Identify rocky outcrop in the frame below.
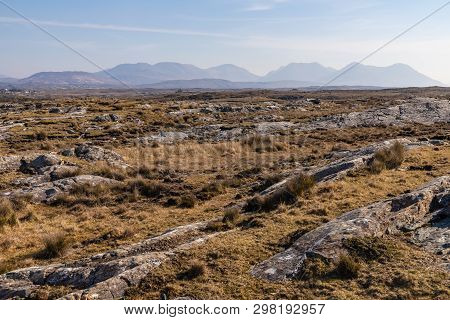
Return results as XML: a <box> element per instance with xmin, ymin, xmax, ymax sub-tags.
<box><xmin>73</xmin><ymin>144</ymin><xmax>128</xmax><ymax>168</ymax></box>
<box><xmin>0</xmin><ymin>155</ymin><xmax>24</xmax><ymax>173</ymax></box>
<box><xmin>2</xmin><ymin>175</ymin><xmax>118</xmax><ymax>203</ymax></box>
<box><xmin>142</xmin><ymin>98</ymin><xmax>449</xmax><ymax>144</ymax></box>
<box><xmin>0</xmin><ymin>221</ymin><xmax>223</xmax><ymax>299</ymax></box>
<box><xmin>252</xmin><ymin>176</ymin><xmax>450</xmax><ymax>281</ymax></box>
<box><xmin>19</xmin><ymin>155</ymin><xmax>61</xmax><ymax>174</ymax></box>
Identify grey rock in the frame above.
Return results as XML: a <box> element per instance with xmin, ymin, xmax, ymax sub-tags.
<box><xmin>48</xmin><ymin>107</ymin><xmax>62</xmax><ymax>114</ymax></box>
<box><xmin>94</xmin><ymin>114</ymin><xmax>120</xmax><ymax>122</ymax></box>
<box><xmin>19</xmin><ymin>155</ymin><xmax>61</xmax><ymax>174</ymax></box>
<box><xmin>141</xmin><ymin>131</ymin><xmax>189</xmax><ymax>144</ymax></box>
<box><xmin>60</xmin><ymin>149</ymin><xmax>75</xmax><ymax>157</ymax></box>
<box><xmin>74</xmin><ymin>144</ymin><xmax>127</xmax><ymax>168</ymax></box>
<box><xmin>2</xmin><ymin>175</ymin><xmax>118</xmax><ymax>203</ymax></box>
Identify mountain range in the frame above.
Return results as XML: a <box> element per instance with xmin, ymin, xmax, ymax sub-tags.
<box><xmin>0</xmin><ymin>62</ymin><xmax>445</xmax><ymax>89</ymax></box>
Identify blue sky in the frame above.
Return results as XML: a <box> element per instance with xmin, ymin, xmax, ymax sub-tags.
<box><xmin>1</xmin><ymin>0</ymin><xmax>449</xmax><ymax>83</ymax></box>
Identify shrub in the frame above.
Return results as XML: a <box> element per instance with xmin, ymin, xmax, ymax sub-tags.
<box><xmin>177</xmin><ymin>261</ymin><xmax>206</xmax><ymax>280</ymax></box>
<box><xmin>134</xmin><ymin>165</ymin><xmax>157</xmax><ymax>179</ymax></box>
<box><xmin>222</xmin><ymin>207</ymin><xmax>240</xmax><ymax>224</ymax></box>
<box><xmin>245</xmin><ymin>174</ymin><xmax>315</xmax><ymax>212</ymax></box>
<box><xmin>126</xmin><ymin>178</ymin><xmax>164</xmax><ymax>198</ymax></box>
<box><xmin>369</xmin><ymin>142</ymin><xmax>406</xmax><ymax>174</ymax></box>
<box><xmin>92</xmin><ymin>163</ymin><xmax>127</xmax><ymax>181</ymax></box>
<box><xmin>205</xmin><ymin>221</ymin><xmax>227</xmax><ymax>232</ymax></box>
<box><xmin>0</xmin><ymin>198</ymin><xmax>17</xmax><ymax>230</ymax></box>
<box><xmin>35</xmin><ymin>233</ymin><xmax>70</xmax><ymax>259</ymax></box>
<box><xmin>70</xmin><ymin>182</ymin><xmax>110</xmax><ymax>197</ymax></box>
<box><xmin>34</xmin><ymin>130</ymin><xmax>48</xmax><ymax>141</ymax></box>
<box><xmin>178</xmin><ymin>195</ymin><xmax>196</xmax><ymax>208</ymax></box>
<box><xmin>297</xmin><ymin>257</ymin><xmax>331</xmax><ymax>280</ymax></box>
<box><xmin>343</xmin><ymin>237</ymin><xmax>394</xmax><ymax>262</ymax></box>
<box><xmin>334</xmin><ymin>255</ymin><xmax>360</xmax><ymax>279</ymax></box>
<box><xmin>241</xmin><ymin>134</ymin><xmax>285</xmax><ymax>152</ymax></box>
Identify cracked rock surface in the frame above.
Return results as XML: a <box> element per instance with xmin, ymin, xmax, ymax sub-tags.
<box><xmin>0</xmin><ymin>221</ymin><xmax>221</xmax><ymax>300</ymax></box>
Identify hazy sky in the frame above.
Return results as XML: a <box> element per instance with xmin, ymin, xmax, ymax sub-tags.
<box><xmin>1</xmin><ymin>0</ymin><xmax>449</xmax><ymax>84</ymax></box>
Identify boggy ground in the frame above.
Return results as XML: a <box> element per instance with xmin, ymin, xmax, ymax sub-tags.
<box><xmin>0</xmin><ymin>88</ymin><xmax>449</xmax><ymax>299</ymax></box>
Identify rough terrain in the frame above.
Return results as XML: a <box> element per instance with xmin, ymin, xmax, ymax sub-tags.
<box><xmin>0</xmin><ymin>88</ymin><xmax>448</xmax><ymax>299</ymax></box>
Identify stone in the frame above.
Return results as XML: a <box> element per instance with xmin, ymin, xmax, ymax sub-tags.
<box><xmin>94</xmin><ymin>114</ymin><xmax>120</xmax><ymax>122</ymax></box>
<box><xmin>19</xmin><ymin>154</ymin><xmax>61</xmax><ymax>174</ymax></box>
<box><xmin>74</xmin><ymin>144</ymin><xmax>127</xmax><ymax>168</ymax></box>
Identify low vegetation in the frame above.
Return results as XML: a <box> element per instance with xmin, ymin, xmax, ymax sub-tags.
<box><xmin>177</xmin><ymin>261</ymin><xmax>206</xmax><ymax>280</ymax></box>
<box><xmin>35</xmin><ymin>233</ymin><xmax>70</xmax><ymax>259</ymax></box>
<box><xmin>0</xmin><ymin>198</ymin><xmax>17</xmax><ymax>230</ymax></box>
<box><xmin>368</xmin><ymin>142</ymin><xmax>406</xmax><ymax>174</ymax></box>
<box><xmin>245</xmin><ymin>174</ymin><xmax>315</xmax><ymax>212</ymax></box>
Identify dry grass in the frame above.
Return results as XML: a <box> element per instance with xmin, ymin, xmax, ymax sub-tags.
<box><xmin>0</xmin><ymin>198</ymin><xmax>17</xmax><ymax>230</ymax></box>
<box><xmin>91</xmin><ymin>163</ymin><xmax>127</xmax><ymax>181</ymax></box>
<box><xmin>245</xmin><ymin>174</ymin><xmax>315</xmax><ymax>212</ymax></box>
<box><xmin>369</xmin><ymin>141</ymin><xmax>406</xmax><ymax>174</ymax></box>
<box><xmin>35</xmin><ymin>233</ymin><xmax>71</xmax><ymax>260</ymax></box>
<box><xmin>0</xmin><ymin>88</ymin><xmax>448</xmax><ymax>300</ymax></box>
<box><xmin>177</xmin><ymin>261</ymin><xmax>206</xmax><ymax>280</ymax></box>
<box><xmin>334</xmin><ymin>255</ymin><xmax>361</xmax><ymax>279</ymax></box>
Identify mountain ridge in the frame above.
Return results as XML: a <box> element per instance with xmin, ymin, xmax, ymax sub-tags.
<box><xmin>5</xmin><ymin>62</ymin><xmax>446</xmax><ymax>89</ymax></box>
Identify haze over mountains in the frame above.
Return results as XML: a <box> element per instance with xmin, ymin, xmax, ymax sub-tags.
<box><xmin>1</xmin><ymin>62</ymin><xmax>445</xmax><ymax>89</ymax></box>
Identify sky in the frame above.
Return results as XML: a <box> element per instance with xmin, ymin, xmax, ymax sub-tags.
<box><xmin>0</xmin><ymin>0</ymin><xmax>449</xmax><ymax>84</ymax></box>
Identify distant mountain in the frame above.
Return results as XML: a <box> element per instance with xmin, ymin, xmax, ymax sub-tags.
<box><xmin>205</xmin><ymin>64</ymin><xmax>259</xmax><ymax>82</ymax></box>
<box><xmin>0</xmin><ymin>74</ymin><xmax>18</xmax><ymax>83</ymax></box>
<box><xmin>19</xmin><ymin>71</ymin><xmax>117</xmax><ymax>88</ymax></box>
<box><xmin>261</xmin><ymin>62</ymin><xmax>443</xmax><ymax>87</ymax></box>
<box><xmin>262</xmin><ymin>62</ymin><xmax>336</xmax><ymax>83</ymax></box>
<box><xmin>97</xmin><ymin>62</ymin><xmax>259</xmax><ymax>85</ymax></box>
<box><xmin>145</xmin><ymin>79</ymin><xmax>320</xmax><ymax>89</ymax></box>
<box><xmin>4</xmin><ymin>62</ymin><xmax>445</xmax><ymax>89</ymax></box>
<box><xmin>328</xmin><ymin>63</ymin><xmax>444</xmax><ymax>87</ymax></box>
<box><xmin>97</xmin><ymin>62</ymin><xmax>207</xmax><ymax>85</ymax></box>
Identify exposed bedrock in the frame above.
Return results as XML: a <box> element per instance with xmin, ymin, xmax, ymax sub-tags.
<box><xmin>251</xmin><ymin>176</ymin><xmax>450</xmax><ymax>281</ymax></box>
<box><xmin>0</xmin><ymin>221</ymin><xmax>220</xmax><ymax>299</ymax></box>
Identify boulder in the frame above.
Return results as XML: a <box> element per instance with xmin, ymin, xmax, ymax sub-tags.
<box><xmin>74</xmin><ymin>144</ymin><xmax>127</xmax><ymax>168</ymax></box>
<box><xmin>19</xmin><ymin>155</ymin><xmax>61</xmax><ymax>174</ymax></box>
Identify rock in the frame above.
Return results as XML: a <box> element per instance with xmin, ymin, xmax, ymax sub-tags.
<box><xmin>2</xmin><ymin>175</ymin><xmax>119</xmax><ymax>203</ymax></box>
<box><xmin>141</xmin><ymin>131</ymin><xmax>189</xmax><ymax>144</ymax></box>
<box><xmin>60</xmin><ymin>149</ymin><xmax>75</xmax><ymax>157</ymax></box>
<box><xmin>48</xmin><ymin>107</ymin><xmax>62</xmax><ymax>114</ymax></box>
<box><xmin>307</xmin><ymin>98</ymin><xmax>321</xmax><ymax>105</ymax></box>
<box><xmin>74</xmin><ymin>144</ymin><xmax>127</xmax><ymax>168</ymax></box>
<box><xmin>0</xmin><ymin>155</ymin><xmax>23</xmax><ymax>173</ymax></box>
<box><xmin>49</xmin><ymin>165</ymin><xmax>80</xmax><ymax>181</ymax></box>
<box><xmin>94</xmin><ymin>114</ymin><xmax>120</xmax><ymax>122</ymax></box>
<box><xmin>259</xmin><ymin>139</ymin><xmax>424</xmax><ymax>198</ymax></box>
<box><xmin>19</xmin><ymin>155</ymin><xmax>61</xmax><ymax>174</ymax></box>
<box><xmin>251</xmin><ymin>176</ymin><xmax>450</xmax><ymax>281</ymax></box>
<box><xmin>256</xmin><ymin>122</ymin><xmax>294</xmax><ymax>134</ymax></box>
